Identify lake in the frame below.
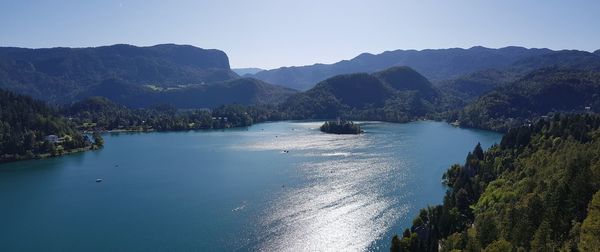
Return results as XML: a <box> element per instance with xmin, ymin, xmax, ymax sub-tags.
<box><xmin>0</xmin><ymin>121</ymin><xmax>501</xmax><ymax>251</ymax></box>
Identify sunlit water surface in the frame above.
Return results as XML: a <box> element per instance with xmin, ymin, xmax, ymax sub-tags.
<box><xmin>0</xmin><ymin>121</ymin><xmax>501</xmax><ymax>251</ymax></box>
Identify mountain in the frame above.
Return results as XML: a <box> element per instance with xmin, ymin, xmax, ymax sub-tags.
<box><xmin>374</xmin><ymin>66</ymin><xmax>439</xmax><ymax>100</ymax></box>
<box><xmin>232</xmin><ymin>68</ymin><xmax>265</xmax><ymax>76</ymax></box>
<box><xmin>509</xmin><ymin>50</ymin><xmax>600</xmax><ymax>74</ymax></box>
<box><xmin>280</xmin><ymin>66</ymin><xmax>448</xmax><ymax>121</ymax></box>
<box><xmin>250</xmin><ymin>46</ymin><xmax>552</xmax><ymax>90</ymax></box>
<box><xmin>456</xmin><ymin>68</ymin><xmax>600</xmax><ymax>131</ymax></box>
<box><xmin>0</xmin><ymin>89</ymin><xmax>91</xmax><ymax>163</ymax></box>
<box><xmin>0</xmin><ymin>44</ymin><xmax>238</xmax><ymax>103</ymax></box>
<box><xmin>439</xmin><ymin>50</ymin><xmax>600</xmax><ymax>102</ymax></box>
<box><xmin>439</xmin><ymin>69</ymin><xmax>516</xmax><ymax>101</ymax></box>
<box><xmin>80</xmin><ymin>77</ymin><xmax>297</xmax><ymax>108</ymax></box>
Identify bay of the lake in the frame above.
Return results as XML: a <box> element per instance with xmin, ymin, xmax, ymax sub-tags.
<box><xmin>0</xmin><ymin>121</ymin><xmax>501</xmax><ymax>251</ymax></box>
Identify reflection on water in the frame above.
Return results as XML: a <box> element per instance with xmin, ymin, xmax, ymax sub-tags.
<box><xmin>239</xmin><ymin>122</ymin><xmax>411</xmax><ymax>251</ymax></box>
<box><xmin>0</xmin><ymin>121</ymin><xmax>501</xmax><ymax>252</ymax></box>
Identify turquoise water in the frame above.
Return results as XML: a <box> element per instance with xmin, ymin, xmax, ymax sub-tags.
<box><xmin>0</xmin><ymin>121</ymin><xmax>501</xmax><ymax>251</ymax></box>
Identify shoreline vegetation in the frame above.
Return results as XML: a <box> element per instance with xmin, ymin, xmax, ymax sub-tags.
<box><xmin>0</xmin><ymin>91</ymin><xmax>577</xmax><ymax>165</ymax></box>
<box><xmin>3</xmin><ymin>91</ymin><xmax>600</xmax><ymax>251</ymax></box>
<box><xmin>2</xmin><ymin>42</ymin><xmax>600</xmax><ymax>251</ymax></box>
<box><xmin>320</xmin><ymin>119</ymin><xmax>363</xmax><ymax>134</ymax></box>
<box><xmin>0</xmin><ymin>89</ymin><xmax>104</xmax><ymax>164</ymax></box>
<box><xmin>391</xmin><ymin>113</ymin><xmax>600</xmax><ymax>251</ymax></box>
<box><xmin>2</xmin><ymin>87</ymin><xmax>591</xmax><ymax>166</ymax></box>
<box><xmin>6</xmin><ymin>62</ymin><xmax>599</xmax><ymax>164</ymax></box>
<box><xmin>14</xmin><ymin>145</ymin><xmax>97</xmax><ymax>162</ymax></box>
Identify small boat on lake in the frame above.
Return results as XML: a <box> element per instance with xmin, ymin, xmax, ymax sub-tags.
<box><xmin>96</xmin><ymin>178</ymin><xmax>103</xmax><ymax>183</ymax></box>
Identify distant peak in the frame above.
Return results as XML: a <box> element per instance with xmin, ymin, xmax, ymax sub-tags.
<box><xmin>232</xmin><ymin>68</ymin><xmax>265</xmax><ymax>76</ymax></box>
<box><xmin>150</xmin><ymin>43</ymin><xmax>198</xmax><ymax>49</ymax></box>
<box><xmin>468</xmin><ymin>46</ymin><xmax>489</xmax><ymax>50</ymax></box>
<box><xmin>499</xmin><ymin>46</ymin><xmax>527</xmax><ymax>50</ymax></box>
<box><xmin>352</xmin><ymin>52</ymin><xmax>375</xmax><ymax>61</ymax></box>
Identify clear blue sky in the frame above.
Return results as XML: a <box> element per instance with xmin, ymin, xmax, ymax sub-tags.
<box><xmin>1</xmin><ymin>0</ymin><xmax>599</xmax><ymax>69</ymax></box>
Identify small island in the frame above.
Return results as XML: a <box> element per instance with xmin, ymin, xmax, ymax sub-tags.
<box><xmin>320</xmin><ymin>119</ymin><xmax>363</xmax><ymax>134</ymax></box>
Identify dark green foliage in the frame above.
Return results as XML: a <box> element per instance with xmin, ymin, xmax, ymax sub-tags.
<box><xmin>64</xmin><ymin>97</ymin><xmax>284</xmax><ymax>132</ymax></box>
<box><xmin>0</xmin><ymin>44</ymin><xmax>238</xmax><ymax>104</ymax></box>
<box><xmin>390</xmin><ymin>234</ymin><xmax>402</xmax><ymax>252</ymax></box>
<box><xmin>457</xmin><ymin>68</ymin><xmax>600</xmax><ymax>131</ymax></box>
<box><xmin>79</xmin><ymin>78</ymin><xmax>297</xmax><ymax>109</ymax></box>
<box><xmin>320</xmin><ymin>120</ymin><xmax>362</xmax><ymax>134</ymax></box>
<box><xmin>374</xmin><ymin>66</ymin><xmax>439</xmax><ymax>100</ymax></box>
<box><xmin>0</xmin><ymin>89</ymin><xmax>93</xmax><ymax>163</ymax></box>
<box><xmin>316</xmin><ymin>73</ymin><xmax>392</xmax><ymax>108</ymax></box>
<box><xmin>280</xmin><ymin>66</ymin><xmax>453</xmax><ymax>122</ymax></box>
<box><xmin>438</xmin><ymin>49</ymin><xmax>600</xmax><ymax>104</ymax></box>
<box><xmin>483</xmin><ymin>239</ymin><xmax>513</xmax><ymax>252</ymax></box>
<box><xmin>510</xmin><ymin>50</ymin><xmax>600</xmax><ymax>75</ymax></box>
<box><xmin>390</xmin><ymin>233</ymin><xmax>422</xmax><ymax>252</ymax></box>
<box><xmin>579</xmin><ymin>190</ymin><xmax>600</xmax><ymax>250</ymax></box>
<box><xmin>394</xmin><ymin>114</ymin><xmax>600</xmax><ymax>251</ymax></box>
<box><xmin>438</xmin><ymin>69</ymin><xmax>515</xmax><ymax>102</ymax></box>
<box><xmin>92</xmin><ymin>132</ymin><xmax>103</xmax><ymax>147</ymax></box>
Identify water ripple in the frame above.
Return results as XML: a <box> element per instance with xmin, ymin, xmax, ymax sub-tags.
<box><xmin>237</xmin><ymin>124</ymin><xmax>408</xmax><ymax>251</ymax></box>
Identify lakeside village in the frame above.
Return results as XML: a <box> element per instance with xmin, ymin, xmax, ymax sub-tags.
<box><xmin>36</xmin><ymin>114</ymin><xmax>236</xmax><ymax>159</ymax></box>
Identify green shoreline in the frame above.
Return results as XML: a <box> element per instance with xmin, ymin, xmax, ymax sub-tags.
<box><xmin>0</xmin><ymin>119</ymin><xmax>489</xmax><ymax>165</ymax></box>
<box><xmin>0</xmin><ymin>145</ymin><xmax>100</xmax><ymax>165</ymax></box>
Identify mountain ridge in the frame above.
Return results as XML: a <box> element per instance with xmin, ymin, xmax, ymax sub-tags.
<box><xmin>280</xmin><ymin>66</ymin><xmax>447</xmax><ymax>121</ymax></box>
<box><xmin>250</xmin><ymin>46</ymin><xmax>555</xmax><ymax>90</ymax></box>
<box><xmin>0</xmin><ymin>44</ymin><xmax>238</xmax><ymax>103</ymax></box>
<box><xmin>455</xmin><ymin>68</ymin><xmax>600</xmax><ymax>131</ymax></box>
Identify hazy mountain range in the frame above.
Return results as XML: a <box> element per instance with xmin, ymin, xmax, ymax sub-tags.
<box><xmin>280</xmin><ymin>66</ymin><xmax>445</xmax><ymax>121</ymax></box>
<box><xmin>277</xmin><ymin>49</ymin><xmax>600</xmax><ymax>130</ymax></box>
<box><xmin>232</xmin><ymin>68</ymin><xmax>265</xmax><ymax>76</ymax></box>
<box><xmin>1</xmin><ymin>43</ymin><xmax>600</xmax><ymax>119</ymax></box>
<box><xmin>0</xmin><ymin>44</ymin><xmax>299</xmax><ymax>107</ymax></box>
<box><xmin>248</xmin><ymin>46</ymin><xmax>557</xmax><ymax>90</ymax></box>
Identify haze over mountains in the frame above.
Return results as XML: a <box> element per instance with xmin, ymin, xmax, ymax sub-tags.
<box><xmin>248</xmin><ymin>46</ymin><xmax>557</xmax><ymax>90</ymax></box>
<box><xmin>0</xmin><ymin>44</ymin><xmax>294</xmax><ymax>108</ymax></box>
<box><xmin>3</xmin><ymin>43</ymin><xmax>600</xmax><ymax>250</ymax></box>
<box><xmin>232</xmin><ymin>68</ymin><xmax>265</xmax><ymax>76</ymax></box>
<box><xmin>1</xmin><ymin>43</ymin><xmax>600</xmax><ymax>125</ymax></box>
<box><xmin>276</xmin><ymin>47</ymin><xmax>600</xmax><ymax>131</ymax></box>
<box><xmin>281</xmin><ymin>66</ymin><xmax>447</xmax><ymax>122</ymax></box>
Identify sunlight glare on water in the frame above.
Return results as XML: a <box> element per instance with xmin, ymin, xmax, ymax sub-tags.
<box><xmin>0</xmin><ymin>121</ymin><xmax>501</xmax><ymax>252</ymax></box>
<box><xmin>240</xmin><ymin>122</ymin><xmax>410</xmax><ymax>251</ymax></box>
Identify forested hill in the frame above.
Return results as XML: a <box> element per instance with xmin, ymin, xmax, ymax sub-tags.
<box><xmin>280</xmin><ymin>66</ymin><xmax>456</xmax><ymax>122</ymax></box>
<box><xmin>0</xmin><ymin>89</ymin><xmax>288</xmax><ymax>163</ymax></box>
<box><xmin>438</xmin><ymin>49</ymin><xmax>600</xmax><ymax>102</ymax></box>
<box><xmin>393</xmin><ymin>114</ymin><xmax>600</xmax><ymax>251</ymax></box>
<box><xmin>454</xmin><ymin>68</ymin><xmax>600</xmax><ymax>131</ymax></box>
<box><xmin>0</xmin><ymin>44</ymin><xmax>238</xmax><ymax>103</ymax></box>
<box><xmin>63</xmin><ymin>96</ymin><xmax>286</xmax><ymax>132</ymax></box>
<box><xmin>0</xmin><ymin>89</ymin><xmax>93</xmax><ymax>163</ymax></box>
<box><xmin>77</xmin><ymin>77</ymin><xmax>297</xmax><ymax>109</ymax></box>
<box><xmin>250</xmin><ymin>46</ymin><xmax>552</xmax><ymax>90</ymax></box>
